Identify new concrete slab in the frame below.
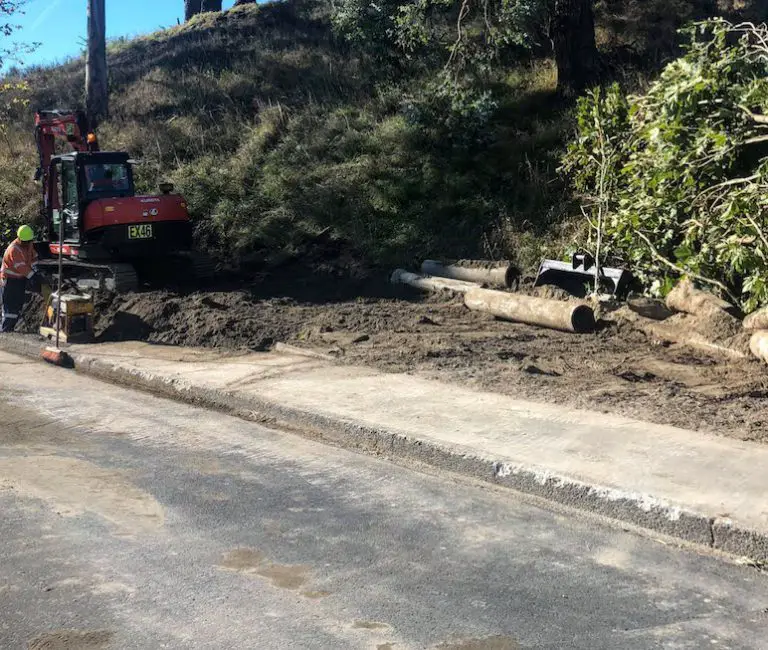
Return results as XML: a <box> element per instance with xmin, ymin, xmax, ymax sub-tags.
<box><xmin>4</xmin><ymin>336</ymin><xmax>768</xmax><ymax>561</ymax></box>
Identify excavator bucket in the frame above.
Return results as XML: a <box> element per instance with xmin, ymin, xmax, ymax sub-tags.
<box><xmin>534</xmin><ymin>253</ymin><xmax>634</xmax><ymax>299</ymax></box>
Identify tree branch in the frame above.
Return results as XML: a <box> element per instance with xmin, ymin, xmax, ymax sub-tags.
<box><xmin>692</xmin><ymin>174</ymin><xmax>760</xmax><ymax>205</ymax></box>
<box><xmin>744</xmin><ymin>213</ymin><xmax>768</xmax><ymax>254</ymax></box>
<box><xmin>446</xmin><ymin>0</ymin><xmax>472</xmax><ymax>68</ymax></box>
<box><xmin>634</xmin><ymin>230</ymin><xmax>739</xmax><ymax>304</ymax></box>
<box><xmin>738</xmin><ymin>104</ymin><xmax>768</xmax><ymax>125</ymax></box>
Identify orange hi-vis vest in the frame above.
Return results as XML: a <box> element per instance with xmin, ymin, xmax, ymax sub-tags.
<box><xmin>1</xmin><ymin>238</ymin><xmax>38</xmax><ymax>283</ymax></box>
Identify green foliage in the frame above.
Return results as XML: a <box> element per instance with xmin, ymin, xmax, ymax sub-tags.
<box><xmin>331</xmin><ymin>0</ymin><xmax>398</xmax><ymax>49</ymax></box>
<box><xmin>332</xmin><ymin>0</ymin><xmax>548</xmax><ymax>77</ymax></box>
<box><xmin>563</xmin><ymin>19</ymin><xmax>768</xmax><ymax>311</ymax></box>
<box><xmin>401</xmin><ymin>73</ymin><xmax>499</xmax><ymax>145</ymax></box>
<box><xmin>0</xmin><ymin>79</ymin><xmax>29</xmax><ymax>133</ymax></box>
<box><xmin>0</xmin><ymin>128</ymin><xmax>40</xmax><ymax>237</ymax></box>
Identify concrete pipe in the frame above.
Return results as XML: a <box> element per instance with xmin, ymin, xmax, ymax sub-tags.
<box><xmin>390</xmin><ymin>269</ymin><xmax>479</xmax><ymax>294</ymax></box>
<box><xmin>420</xmin><ymin>260</ymin><xmax>517</xmax><ymax>289</ymax></box>
<box><xmin>464</xmin><ymin>287</ymin><xmax>595</xmax><ymax>333</ymax></box>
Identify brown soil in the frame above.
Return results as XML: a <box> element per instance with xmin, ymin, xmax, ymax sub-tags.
<box><xmin>17</xmin><ymin>253</ymin><xmax>768</xmax><ymax>443</ymax></box>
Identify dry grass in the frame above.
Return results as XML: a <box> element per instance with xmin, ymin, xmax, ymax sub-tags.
<box><xmin>0</xmin><ymin>0</ymin><xmax>733</xmax><ymax>265</ymax></box>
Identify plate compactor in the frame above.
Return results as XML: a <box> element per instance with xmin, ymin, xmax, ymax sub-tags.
<box><xmin>39</xmin><ymin>284</ymin><xmax>95</xmax><ymax>344</ymax></box>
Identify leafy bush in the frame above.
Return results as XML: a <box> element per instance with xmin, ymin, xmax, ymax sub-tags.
<box><xmin>564</xmin><ymin>20</ymin><xmax>768</xmax><ymax>311</ymax></box>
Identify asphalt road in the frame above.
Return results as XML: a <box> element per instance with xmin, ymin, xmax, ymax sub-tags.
<box><xmin>1</xmin><ymin>357</ymin><xmax>768</xmax><ymax>649</ymax></box>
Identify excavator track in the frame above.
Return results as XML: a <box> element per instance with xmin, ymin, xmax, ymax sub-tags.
<box><xmin>135</xmin><ymin>251</ymin><xmax>217</xmax><ymax>288</ymax></box>
<box><xmin>39</xmin><ymin>259</ymin><xmax>140</xmax><ymax>293</ymax></box>
<box><xmin>39</xmin><ymin>252</ymin><xmax>214</xmax><ymax>294</ymax></box>
<box><xmin>175</xmin><ymin>251</ymin><xmax>216</xmax><ymax>283</ymax></box>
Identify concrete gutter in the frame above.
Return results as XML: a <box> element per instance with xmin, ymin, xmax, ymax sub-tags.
<box><xmin>2</xmin><ymin>334</ymin><xmax>767</xmax><ymax>563</ymax></box>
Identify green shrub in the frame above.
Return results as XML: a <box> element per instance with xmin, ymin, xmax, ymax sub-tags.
<box><xmin>564</xmin><ymin>20</ymin><xmax>768</xmax><ymax>311</ymax></box>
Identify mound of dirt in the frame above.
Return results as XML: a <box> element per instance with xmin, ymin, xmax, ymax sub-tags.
<box><xmin>94</xmin><ymin>291</ymin><xmax>293</xmax><ymax>349</ymax></box>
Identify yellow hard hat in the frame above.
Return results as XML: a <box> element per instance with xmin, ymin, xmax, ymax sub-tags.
<box><xmin>17</xmin><ymin>225</ymin><xmax>34</xmax><ymax>242</ymax></box>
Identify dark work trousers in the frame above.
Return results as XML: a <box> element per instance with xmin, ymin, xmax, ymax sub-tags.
<box><xmin>1</xmin><ymin>277</ymin><xmax>28</xmax><ymax>332</ymax></box>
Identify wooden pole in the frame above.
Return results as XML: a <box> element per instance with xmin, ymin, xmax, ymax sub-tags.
<box><xmin>744</xmin><ymin>306</ymin><xmax>768</xmax><ymax>331</ymax></box>
<box><xmin>750</xmin><ymin>330</ymin><xmax>768</xmax><ymax>363</ymax></box>
<box><xmin>86</xmin><ymin>0</ymin><xmax>108</xmax><ymax>128</ymax></box>
<box><xmin>392</xmin><ymin>269</ymin><xmax>595</xmax><ymax>333</ymax></box>
<box><xmin>665</xmin><ymin>277</ymin><xmax>737</xmax><ymax>317</ymax></box>
<box><xmin>463</xmin><ymin>287</ymin><xmax>595</xmax><ymax>333</ymax></box>
<box><xmin>185</xmin><ymin>0</ymin><xmax>200</xmax><ymax>21</ymax></box>
<box><xmin>420</xmin><ymin>260</ymin><xmax>516</xmax><ymax>289</ymax></box>
<box><xmin>186</xmin><ymin>0</ymin><xmax>199</xmax><ymax>20</ymax></box>
<box><xmin>618</xmin><ymin>309</ymin><xmax>748</xmax><ymax>360</ymax></box>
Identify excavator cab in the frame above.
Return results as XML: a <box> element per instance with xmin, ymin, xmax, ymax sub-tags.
<box><xmin>47</xmin><ymin>152</ymin><xmax>137</xmax><ymax>246</ymax></box>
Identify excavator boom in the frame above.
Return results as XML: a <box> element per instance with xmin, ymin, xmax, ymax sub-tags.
<box><xmin>34</xmin><ymin>110</ymin><xmax>99</xmax><ymax>204</ymax></box>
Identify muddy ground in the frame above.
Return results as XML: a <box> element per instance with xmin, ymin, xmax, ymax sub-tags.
<box><xmin>18</xmin><ymin>254</ymin><xmax>768</xmax><ymax>443</ymax></box>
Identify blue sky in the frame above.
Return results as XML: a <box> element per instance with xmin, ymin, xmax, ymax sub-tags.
<box><xmin>9</xmin><ymin>0</ymin><xmax>238</xmax><ymax>67</ymax></box>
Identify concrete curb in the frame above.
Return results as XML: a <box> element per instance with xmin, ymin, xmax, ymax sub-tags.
<box><xmin>2</xmin><ymin>334</ymin><xmax>765</xmax><ymax>562</ymax></box>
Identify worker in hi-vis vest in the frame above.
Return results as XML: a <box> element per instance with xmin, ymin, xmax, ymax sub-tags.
<box><xmin>1</xmin><ymin>225</ymin><xmax>40</xmax><ymax>332</ymax></box>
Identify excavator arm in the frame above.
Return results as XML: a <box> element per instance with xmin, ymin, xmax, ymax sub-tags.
<box><xmin>34</xmin><ymin>110</ymin><xmax>99</xmax><ymax>202</ymax></box>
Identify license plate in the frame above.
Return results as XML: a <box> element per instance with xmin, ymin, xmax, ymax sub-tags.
<box><xmin>128</xmin><ymin>224</ymin><xmax>153</xmax><ymax>240</ymax></box>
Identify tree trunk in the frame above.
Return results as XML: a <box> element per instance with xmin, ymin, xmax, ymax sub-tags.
<box><xmin>185</xmin><ymin>0</ymin><xmax>202</xmax><ymax>21</ymax></box>
<box><xmin>86</xmin><ymin>0</ymin><xmax>108</xmax><ymax>128</ymax></box>
<box><xmin>551</xmin><ymin>0</ymin><xmax>598</xmax><ymax>97</ymax></box>
<box><xmin>665</xmin><ymin>277</ymin><xmax>738</xmax><ymax>318</ymax></box>
<box><xmin>201</xmin><ymin>0</ymin><xmax>222</xmax><ymax>12</ymax></box>
<box><xmin>463</xmin><ymin>288</ymin><xmax>596</xmax><ymax>333</ymax></box>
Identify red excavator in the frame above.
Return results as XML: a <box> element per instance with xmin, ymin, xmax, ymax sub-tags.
<box><xmin>34</xmin><ymin>109</ymin><xmax>213</xmax><ymax>291</ymax></box>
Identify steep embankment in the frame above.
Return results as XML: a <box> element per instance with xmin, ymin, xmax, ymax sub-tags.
<box><xmin>5</xmin><ymin>1</ymin><xmax>566</xmax><ymax>268</ymax></box>
<box><xmin>4</xmin><ymin>0</ymin><xmax>748</xmax><ymax>268</ymax></box>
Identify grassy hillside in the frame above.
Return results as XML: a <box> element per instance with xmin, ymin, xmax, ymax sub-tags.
<box><xmin>0</xmin><ymin>0</ymin><xmax>762</xmax><ymax>272</ymax></box>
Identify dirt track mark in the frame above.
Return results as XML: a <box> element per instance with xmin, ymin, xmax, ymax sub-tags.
<box><xmin>219</xmin><ymin>548</ymin><xmax>265</xmax><ymax>571</ymax></box>
<box><xmin>353</xmin><ymin>621</ymin><xmax>389</xmax><ymax>630</ymax></box>
<box><xmin>436</xmin><ymin>636</ymin><xmax>521</xmax><ymax>649</ymax></box>
<box><xmin>0</xmin><ymin>396</ymin><xmax>94</xmax><ymax>451</ymax></box>
<box><xmin>256</xmin><ymin>563</ymin><xmax>310</xmax><ymax>589</ymax></box>
<box><xmin>0</xmin><ymin>456</ymin><xmax>163</xmax><ymax>534</ymax></box>
<box><xmin>27</xmin><ymin>629</ymin><xmax>113</xmax><ymax>649</ymax></box>
<box><xmin>219</xmin><ymin>547</ymin><xmax>311</xmax><ymax>590</ymax></box>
